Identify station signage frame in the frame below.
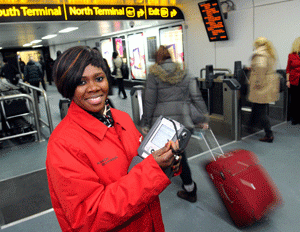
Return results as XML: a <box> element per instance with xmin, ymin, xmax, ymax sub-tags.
<box><xmin>0</xmin><ymin>4</ymin><xmax>184</xmax><ymax>23</ymax></box>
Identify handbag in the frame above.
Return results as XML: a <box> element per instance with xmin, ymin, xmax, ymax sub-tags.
<box><xmin>111</xmin><ymin>67</ymin><xmax>117</xmax><ymax>76</ymax></box>
<box><xmin>189</xmin><ymin>103</ymin><xmax>206</xmax><ymax>124</ymax></box>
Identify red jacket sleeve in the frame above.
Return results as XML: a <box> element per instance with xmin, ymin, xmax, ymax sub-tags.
<box><xmin>46</xmin><ymin>138</ymin><xmax>170</xmax><ymax>231</ymax></box>
<box><xmin>286</xmin><ymin>54</ymin><xmax>292</xmax><ymax>74</ymax></box>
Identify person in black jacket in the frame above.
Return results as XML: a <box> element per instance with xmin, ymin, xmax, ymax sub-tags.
<box><xmin>1</xmin><ymin>58</ymin><xmax>20</xmax><ymax>85</ymax></box>
<box><xmin>24</xmin><ymin>57</ymin><xmax>43</xmax><ymax>101</ymax></box>
<box><xmin>39</xmin><ymin>57</ymin><xmax>47</xmax><ymax>91</ymax></box>
<box><xmin>45</xmin><ymin>54</ymin><xmax>54</xmax><ymax>85</ymax></box>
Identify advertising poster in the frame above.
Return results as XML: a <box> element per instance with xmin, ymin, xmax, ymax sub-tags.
<box><xmin>100</xmin><ymin>39</ymin><xmax>113</xmax><ymax>70</ymax></box>
<box><xmin>128</xmin><ymin>33</ymin><xmax>146</xmax><ymax>80</ymax></box>
<box><xmin>160</xmin><ymin>26</ymin><xmax>184</xmax><ymax>69</ymax></box>
<box><xmin>115</xmin><ymin>38</ymin><xmax>124</xmax><ymax>57</ymax></box>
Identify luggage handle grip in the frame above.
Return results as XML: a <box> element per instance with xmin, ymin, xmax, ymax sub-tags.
<box><xmin>221</xmin><ymin>185</ymin><xmax>234</xmax><ymax>204</ymax></box>
<box><xmin>197</xmin><ymin>128</ymin><xmax>224</xmax><ymax>161</ymax></box>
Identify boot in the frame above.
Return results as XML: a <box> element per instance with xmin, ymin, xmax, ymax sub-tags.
<box><xmin>259</xmin><ymin>135</ymin><xmax>274</xmax><ymax>143</ymax></box>
<box><xmin>177</xmin><ymin>182</ymin><xmax>197</xmax><ymax>203</ymax></box>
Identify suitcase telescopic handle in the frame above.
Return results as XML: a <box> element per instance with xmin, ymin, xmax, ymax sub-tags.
<box><xmin>196</xmin><ymin>128</ymin><xmax>224</xmax><ymax>161</ymax></box>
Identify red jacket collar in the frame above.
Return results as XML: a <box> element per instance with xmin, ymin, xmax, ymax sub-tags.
<box><xmin>67</xmin><ymin>101</ymin><xmax>128</xmax><ymax>140</ymax></box>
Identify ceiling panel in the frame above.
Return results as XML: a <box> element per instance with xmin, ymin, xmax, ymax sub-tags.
<box><xmin>0</xmin><ymin>19</ymin><xmax>182</xmax><ymax>49</ymax></box>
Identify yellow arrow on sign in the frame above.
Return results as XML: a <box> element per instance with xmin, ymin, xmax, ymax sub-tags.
<box><xmin>171</xmin><ymin>9</ymin><xmax>177</xmax><ymax>17</ymax></box>
<box><xmin>137</xmin><ymin>9</ymin><xmax>145</xmax><ymax>18</ymax></box>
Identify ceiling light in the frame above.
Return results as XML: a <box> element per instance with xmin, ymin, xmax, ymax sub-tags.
<box><xmin>0</xmin><ymin>47</ymin><xmax>2</xmax><ymax>49</ymax></box>
<box><xmin>59</xmin><ymin>27</ymin><xmax>78</xmax><ymax>33</ymax></box>
<box><xmin>32</xmin><ymin>45</ymin><xmax>43</xmax><ymax>48</ymax></box>
<box><xmin>42</xmin><ymin>34</ymin><xmax>57</xmax><ymax>39</ymax></box>
<box><xmin>23</xmin><ymin>43</ymin><xmax>32</xmax><ymax>47</ymax></box>
<box><xmin>31</xmin><ymin>39</ymin><xmax>42</xmax><ymax>44</ymax></box>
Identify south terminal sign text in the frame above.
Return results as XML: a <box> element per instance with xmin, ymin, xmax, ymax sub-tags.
<box><xmin>0</xmin><ymin>4</ymin><xmax>184</xmax><ymax>22</ymax></box>
<box><xmin>0</xmin><ymin>5</ymin><xmax>65</xmax><ymax>22</ymax></box>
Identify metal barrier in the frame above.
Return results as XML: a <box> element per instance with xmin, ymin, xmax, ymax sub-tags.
<box><xmin>199</xmin><ymin>65</ymin><xmax>241</xmax><ymax>141</ymax></box>
<box><xmin>19</xmin><ymin>82</ymin><xmax>54</xmax><ymax>134</ymax></box>
<box><xmin>130</xmin><ymin>85</ymin><xmax>145</xmax><ymax>126</ymax></box>
<box><xmin>0</xmin><ymin>93</ymin><xmax>42</xmax><ymax>142</ymax></box>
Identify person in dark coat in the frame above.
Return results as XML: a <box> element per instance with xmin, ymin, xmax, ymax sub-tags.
<box><xmin>19</xmin><ymin>58</ymin><xmax>25</xmax><ymax>74</ymax></box>
<box><xmin>1</xmin><ymin>58</ymin><xmax>20</xmax><ymax>85</ymax></box>
<box><xmin>24</xmin><ymin>57</ymin><xmax>43</xmax><ymax>100</ymax></box>
<box><xmin>141</xmin><ymin>45</ymin><xmax>209</xmax><ymax>203</ymax></box>
<box><xmin>39</xmin><ymin>57</ymin><xmax>47</xmax><ymax>91</ymax></box>
<box><xmin>45</xmin><ymin>54</ymin><xmax>54</xmax><ymax>85</ymax></box>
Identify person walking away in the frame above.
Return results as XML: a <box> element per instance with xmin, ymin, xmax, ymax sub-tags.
<box><xmin>247</xmin><ymin>37</ymin><xmax>280</xmax><ymax>143</ymax></box>
<box><xmin>19</xmin><ymin>58</ymin><xmax>25</xmax><ymax>75</ymax></box>
<box><xmin>39</xmin><ymin>57</ymin><xmax>47</xmax><ymax>91</ymax></box>
<box><xmin>141</xmin><ymin>45</ymin><xmax>210</xmax><ymax>203</ymax></box>
<box><xmin>24</xmin><ymin>57</ymin><xmax>43</xmax><ymax>102</ymax></box>
<box><xmin>112</xmin><ymin>51</ymin><xmax>127</xmax><ymax>99</ymax></box>
<box><xmin>45</xmin><ymin>54</ymin><xmax>54</xmax><ymax>85</ymax></box>
<box><xmin>286</xmin><ymin>37</ymin><xmax>300</xmax><ymax>125</ymax></box>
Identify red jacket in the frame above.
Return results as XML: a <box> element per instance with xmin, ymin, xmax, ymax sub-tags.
<box><xmin>286</xmin><ymin>53</ymin><xmax>300</xmax><ymax>86</ymax></box>
<box><xmin>46</xmin><ymin>102</ymin><xmax>171</xmax><ymax>232</ymax></box>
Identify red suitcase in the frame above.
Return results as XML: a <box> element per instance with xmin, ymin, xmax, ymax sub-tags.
<box><xmin>200</xmin><ymin>129</ymin><xmax>282</xmax><ymax>227</ymax></box>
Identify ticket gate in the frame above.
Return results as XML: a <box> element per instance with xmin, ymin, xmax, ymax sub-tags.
<box><xmin>130</xmin><ymin>85</ymin><xmax>144</xmax><ymax>126</ymax></box>
<box><xmin>199</xmin><ymin>63</ymin><xmax>242</xmax><ymax>141</ymax></box>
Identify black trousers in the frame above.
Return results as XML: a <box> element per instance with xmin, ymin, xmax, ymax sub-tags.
<box><xmin>249</xmin><ymin>103</ymin><xmax>272</xmax><ymax>137</ymax></box>
<box><xmin>116</xmin><ymin>78</ymin><xmax>127</xmax><ymax>98</ymax></box>
<box><xmin>179</xmin><ymin>151</ymin><xmax>193</xmax><ymax>186</ymax></box>
<box><xmin>289</xmin><ymin>84</ymin><xmax>300</xmax><ymax>123</ymax></box>
<box><xmin>29</xmin><ymin>81</ymin><xmax>41</xmax><ymax>98</ymax></box>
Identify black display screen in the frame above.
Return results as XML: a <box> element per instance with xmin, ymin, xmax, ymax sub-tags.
<box><xmin>198</xmin><ymin>0</ymin><xmax>229</xmax><ymax>42</ymax></box>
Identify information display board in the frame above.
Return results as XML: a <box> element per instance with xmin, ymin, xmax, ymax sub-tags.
<box><xmin>128</xmin><ymin>33</ymin><xmax>146</xmax><ymax>80</ymax></box>
<box><xmin>198</xmin><ymin>0</ymin><xmax>228</xmax><ymax>42</ymax></box>
<box><xmin>159</xmin><ymin>26</ymin><xmax>184</xmax><ymax>69</ymax></box>
<box><xmin>147</xmin><ymin>36</ymin><xmax>157</xmax><ymax>62</ymax></box>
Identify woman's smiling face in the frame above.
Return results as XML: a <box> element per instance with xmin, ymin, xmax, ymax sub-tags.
<box><xmin>73</xmin><ymin>64</ymin><xmax>109</xmax><ymax>114</ymax></box>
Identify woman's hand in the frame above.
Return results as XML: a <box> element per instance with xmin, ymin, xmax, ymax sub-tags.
<box><xmin>286</xmin><ymin>81</ymin><xmax>290</xmax><ymax>88</ymax></box>
<box><xmin>152</xmin><ymin>140</ymin><xmax>180</xmax><ymax>170</ymax></box>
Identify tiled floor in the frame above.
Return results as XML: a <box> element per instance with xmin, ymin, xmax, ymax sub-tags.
<box><xmin>1</xmin><ymin>83</ymin><xmax>300</xmax><ymax>232</ymax></box>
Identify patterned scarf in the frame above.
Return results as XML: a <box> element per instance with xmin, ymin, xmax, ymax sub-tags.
<box><xmin>89</xmin><ymin>99</ymin><xmax>114</xmax><ymax>127</ymax></box>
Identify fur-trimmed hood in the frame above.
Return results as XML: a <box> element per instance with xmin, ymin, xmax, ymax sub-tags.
<box><xmin>149</xmin><ymin>59</ymin><xmax>185</xmax><ymax>84</ymax></box>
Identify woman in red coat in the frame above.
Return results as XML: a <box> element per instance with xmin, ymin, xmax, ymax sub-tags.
<box><xmin>286</xmin><ymin>37</ymin><xmax>300</xmax><ymax>125</ymax></box>
<box><xmin>46</xmin><ymin>46</ymin><xmax>181</xmax><ymax>232</ymax></box>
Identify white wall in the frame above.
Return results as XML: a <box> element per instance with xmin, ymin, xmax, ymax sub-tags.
<box><xmin>181</xmin><ymin>0</ymin><xmax>300</xmax><ymax>76</ymax></box>
<box><xmin>49</xmin><ymin>0</ymin><xmax>300</xmax><ymax>78</ymax></box>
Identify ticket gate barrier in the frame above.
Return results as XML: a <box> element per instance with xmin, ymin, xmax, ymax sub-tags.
<box><xmin>130</xmin><ymin>85</ymin><xmax>144</xmax><ymax>126</ymax></box>
<box><xmin>199</xmin><ymin>62</ymin><xmax>242</xmax><ymax>141</ymax></box>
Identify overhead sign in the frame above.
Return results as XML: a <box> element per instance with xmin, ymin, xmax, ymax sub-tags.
<box><xmin>0</xmin><ymin>4</ymin><xmax>184</xmax><ymax>22</ymax></box>
<box><xmin>198</xmin><ymin>0</ymin><xmax>228</xmax><ymax>42</ymax></box>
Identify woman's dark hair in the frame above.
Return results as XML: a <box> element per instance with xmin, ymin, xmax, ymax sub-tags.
<box><xmin>112</xmin><ymin>51</ymin><xmax>118</xmax><ymax>59</ymax></box>
<box><xmin>52</xmin><ymin>46</ymin><xmax>108</xmax><ymax>100</ymax></box>
<box><xmin>155</xmin><ymin>46</ymin><xmax>171</xmax><ymax>64</ymax></box>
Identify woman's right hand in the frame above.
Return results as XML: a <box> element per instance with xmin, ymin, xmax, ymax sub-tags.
<box><xmin>151</xmin><ymin>141</ymin><xmax>178</xmax><ymax>170</ymax></box>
